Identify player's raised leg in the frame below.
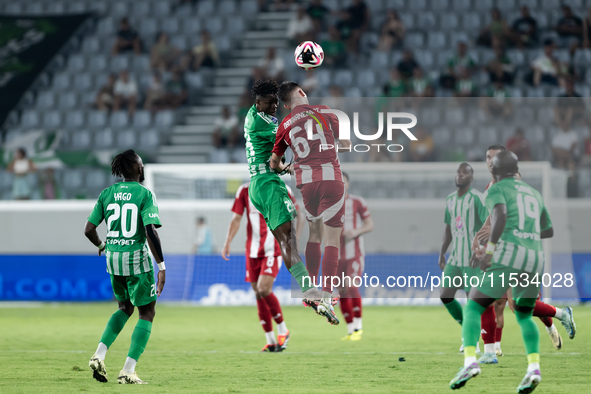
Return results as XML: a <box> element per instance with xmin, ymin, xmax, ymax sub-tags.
<box><xmin>533</xmin><ymin>300</ymin><xmax>577</xmax><ymax>341</ymax></box>
<box><xmin>89</xmin><ymin>300</ymin><xmax>133</xmax><ymax>382</ymax></box>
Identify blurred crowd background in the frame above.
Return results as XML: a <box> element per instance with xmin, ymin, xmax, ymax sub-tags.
<box><xmin>2</xmin><ymin>0</ymin><xmax>591</xmax><ymax>199</ymax></box>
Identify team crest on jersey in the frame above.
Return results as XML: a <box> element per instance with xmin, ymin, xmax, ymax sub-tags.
<box><xmin>270</xmin><ymin>116</ymin><xmax>278</xmax><ymax>124</ymax></box>
<box><xmin>455</xmin><ymin>216</ymin><xmax>464</xmax><ymax>230</ymax></box>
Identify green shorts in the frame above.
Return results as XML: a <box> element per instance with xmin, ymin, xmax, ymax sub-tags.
<box><xmin>476</xmin><ymin>264</ymin><xmax>540</xmax><ymax>308</ymax></box>
<box><xmin>111</xmin><ymin>271</ymin><xmax>157</xmax><ymax>307</ymax></box>
<box><xmin>249</xmin><ymin>173</ymin><xmax>296</xmax><ymax>231</ymax></box>
<box><xmin>442</xmin><ymin>263</ymin><xmax>482</xmax><ymax>293</ymax></box>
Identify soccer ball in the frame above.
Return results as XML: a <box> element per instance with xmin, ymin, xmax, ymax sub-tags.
<box><xmin>294</xmin><ymin>41</ymin><xmax>324</xmax><ymax>70</ymax></box>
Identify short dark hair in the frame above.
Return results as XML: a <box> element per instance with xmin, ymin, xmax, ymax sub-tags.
<box><xmin>16</xmin><ymin>147</ymin><xmax>27</xmax><ymax>157</ymax></box>
<box><xmin>342</xmin><ymin>171</ymin><xmax>349</xmax><ymax>181</ymax></box>
<box><xmin>460</xmin><ymin>162</ymin><xmax>474</xmax><ymax>175</ymax></box>
<box><xmin>278</xmin><ymin>81</ymin><xmax>300</xmax><ymax>104</ymax></box>
<box><xmin>487</xmin><ymin>144</ymin><xmax>506</xmax><ymax>152</ymax></box>
<box><xmin>197</xmin><ymin>217</ymin><xmax>206</xmax><ymax>224</ymax></box>
<box><xmin>111</xmin><ymin>149</ymin><xmax>138</xmax><ymax>178</ymax></box>
<box><xmin>251</xmin><ymin>79</ymin><xmax>279</xmax><ymax>98</ymax></box>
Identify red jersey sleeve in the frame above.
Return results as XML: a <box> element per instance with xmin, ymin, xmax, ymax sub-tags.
<box><xmin>272</xmin><ymin>121</ymin><xmax>289</xmax><ymax>157</ymax></box>
<box><xmin>355</xmin><ymin>196</ymin><xmax>371</xmax><ymax>219</ymax></box>
<box><xmin>324</xmin><ymin>108</ymin><xmax>340</xmax><ymax>140</ymax></box>
<box><xmin>231</xmin><ymin>184</ymin><xmax>248</xmax><ymax>215</ymax></box>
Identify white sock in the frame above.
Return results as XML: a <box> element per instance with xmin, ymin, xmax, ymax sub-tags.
<box><xmin>347</xmin><ymin>322</ymin><xmax>354</xmax><ymax>335</ymax></box>
<box><xmin>464</xmin><ymin>356</ymin><xmax>477</xmax><ymax>367</ymax></box>
<box><xmin>265</xmin><ymin>331</ymin><xmax>277</xmax><ymax>345</ymax></box>
<box><xmin>476</xmin><ymin>342</ymin><xmax>481</xmax><ymax>353</ymax></box>
<box><xmin>546</xmin><ymin>323</ymin><xmax>557</xmax><ymax>334</ymax></box>
<box><xmin>95</xmin><ymin>342</ymin><xmax>108</xmax><ymax>360</ymax></box>
<box><xmin>353</xmin><ymin>317</ymin><xmax>362</xmax><ymax>331</ymax></box>
<box><xmin>277</xmin><ymin>322</ymin><xmax>288</xmax><ymax>336</ymax></box>
<box><xmin>484</xmin><ymin>343</ymin><xmax>495</xmax><ymax>354</ymax></box>
<box><xmin>495</xmin><ymin>341</ymin><xmax>502</xmax><ymax>351</ymax></box>
<box><xmin>527</xmin><ymin>362</ymin><xmax>540</xmax><ymax>373</ymax></box>
<box><xmin>322</xmin><ymin>291</ymin><xmax>332</xmax><ymax>304</ymax></box>
<box><xmin>554</xmin><ymin>308</ymin><xmax>563</xmax><ymax>319</ymax></box>
<box><xmin>123</xmin><ymin>357</ymin><xmax>137</xmax><ymax>374</ymax></box>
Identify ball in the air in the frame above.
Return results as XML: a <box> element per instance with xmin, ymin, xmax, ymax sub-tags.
<box><xmin>294</xmin><ymin>41</ymin><xmax>324</xmax><ymax>70</ymax></box>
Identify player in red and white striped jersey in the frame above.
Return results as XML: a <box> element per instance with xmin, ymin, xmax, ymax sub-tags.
<box><xmin>270</xmin><ymin>81</ymin><xmax>352</xmax><ymax>313</ymax></box>
<box><xmin>338</xmin><ymin>172</ymin><xmax>373</xmax><ymax>341</ymax></box>
<box><xmin>221</xmin><ymin>182</ymin><xmax>303</xmax><ymax>352</ymax></box>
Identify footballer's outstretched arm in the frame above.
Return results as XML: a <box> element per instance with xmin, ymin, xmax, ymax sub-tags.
<box><xmin>270</xmin><ymin>152</ymin><xmax>290</xmax><ymax>174</ymax></box>
<box><xmin>146</xmin><ymin>224</ymin><xmax>166</xmax><ymax>296</ymax></box>
<box><xmin>541</xmin><ymin>227</ymin><xmax>554</xmax><ymax>239</ymax></box>
<box><xmin>222</xmin><ymin>213</ymin><xmax>243</xmax><ymax>261</ymax></box>
<box><xmin>474</xmin><ymin>204</ymin><xmax>507</xmax><ymax>270</ymax></box>
<box><xmin>84</xmin><ymin>221</ymin><xmax>105</xmax><ymax>256</ymax></box>
<box><xmin>438</xmin><ymin>224</ymin><xmax>452</xmax><ymax>270</ymax></box>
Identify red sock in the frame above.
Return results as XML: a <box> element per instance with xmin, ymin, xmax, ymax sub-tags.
<box><xmin>305</xmin><ymin>242</ymin><xmax>321</xmax><ymax>286</ymax></box>
<box><xmin>533</xmin><ymin>301</ymin><xmax>557</xmax><ymax>318</ymax></box>
<box><xmin>481</xmin><ymin>305</ymin><xmax>497</xmax><ymax>344</ymax></box>
<box><xmin>262</xmin><ymin>293</ymin><xmax>284</xmax><ymax>324</ymax></box>
<box><xmin>321</xmin><ymin>246</ymin><xmax>340</xmax><ymax>293</ymax></box>
<box><xmin>340</xmin><ymin>297</ymin><xmax>354</xmax><ymax>324</ymax></box>
<box><xmin>256</xmin><ymin>298</ymin><xmax>273</xmax><ymax>333</ymax></box>
<box><xmin>539</xmin><ymin>316</ymin><xmax>554</xmax><ymax>328</ymax></box>
<box><xmin>351</xmin><ymin>297</ymin><xmax>362</xmax><ymax>319</ymax></box>
<box><xmin>495</xmin><ymin>327</ymin><xmax>503</xmax><ymax>342</ymax></box>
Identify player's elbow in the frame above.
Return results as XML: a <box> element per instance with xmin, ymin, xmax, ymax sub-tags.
<box><xmin>83</xmin><ymin>222</ymin><xmax>95</xmax><ymax>238</ymax></box>
<box><xmin>541</xmin><ymin>227</ymin><xmax>554</xmax><ymax>239</ymax></box>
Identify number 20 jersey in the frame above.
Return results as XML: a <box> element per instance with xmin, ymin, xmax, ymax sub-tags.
<box><xmin>273</xmin><ymin>105</ymin><xmax>343</xmax><ymax>188</ymax></box>
<box><xmin>88</xmin><ymin>181</ymin><xmax>162</xmax><ymax>276</ymax></box>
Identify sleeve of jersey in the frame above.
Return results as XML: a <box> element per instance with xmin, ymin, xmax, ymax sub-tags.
<box><xmin>327</xmin><ymin>112</ymin><xmax>340</xmax><ymax>139</ymax></box>
<box><xmin>485</xmin><ymin>184</ymin><xmax>506</xmax><ymax>213</ymax></box>
<box><xmin>357</xmin><ymin>197</ymin><xmax>371</xmax><ymax>219</ymax></box>
<box><xmin>272</xmin><ymin>122</ymin><xmax>288</xmax><ymax>157</ymax></box>
<box><xmin>540</xmin><ymin>205</ymin><xmax>553</xmax><ymax>232</ymax></box>
<box><xmin>476</xmin><ymin>194</ymin><xmax>490</xmax><ymax>223</ymax></box>
<box><xmin>444</xmin><ymin>205</ymin><xmax>451</xmax><ymax>225</ymax></box>
<box><xmin>141</xmin><ymin>190</ymin><xmax>162</xmax><ymax>228</ymax></box>
<box><xmin>231</xmin><ymin>187</ymin><xmax>246</xmax><ymax>215</ymax></box>
<box><xmin>87</xmin><ymin>192</ymin><xmax>104</xmax><ymax>226</ymax></box>
<box><xmin>257</xmin><ymin>112</ymin><xmax>278</xmax><ymax>143</ymax></box>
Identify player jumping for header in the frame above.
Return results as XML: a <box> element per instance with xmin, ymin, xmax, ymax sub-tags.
<box><xmin>439</xmin><ymin>163</ymin><xmax>489</xmax><ymax>353</ymax></box>
<box><xmin>221</xmin><ymin>182</ymin><xmax>303</xmax><ymax>352</ymax></box>
<box><xmin>270</xmin><ymin>81</ymin><xmax>352</xmax><ymax>324</ymax></box>
<box><xmin>244</xmin><ymin>79</ymin><xmax>337</xmax><ymax>324</ymax></box>
<box><xmin>85</xmin><ymin>150</ymin><xmax>166</xmax><ymax>384</ymax></box>
<box><xmin>472</xmin><ymin>145</ymin><xmax>576</xmax><ymax>362</ymax></box>
<box><xmin>450</xmin><ymin>151</ymin><xmax>551</xmax><ymax>393</ymax></box>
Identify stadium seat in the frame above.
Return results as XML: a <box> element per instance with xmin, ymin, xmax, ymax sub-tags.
<box><xmin>58</xmin><ymin>92</ymin><xmax>78</xmax><ymax>110</ymax></box>
<box><xmin>161</xmin><ymin>17</ymin><xmax>180</xmax><ymax>35</ymax></box>
<box><xmin>182</xmin><ymin>19</ymin><xmax>203</xmax><ymax>35</ymax></box>
<box><xmin>218</xmin><ymin>0</ymin><xmax>237</xmax><ymax>14</ymax></box>
<box><xmin>88</xmin><ymin>55</ymin><xmax>108</xmax><ymax>73</ymax></box>
<box><xmin>65</xmin><ymin>111</ymin><xmax>85</xmax><ymax>129</ymax></box>
<box><xmin>573</xmin><ymin>49</ymin><xmax>591</xmax><ymax>66</ymax></box>
<box><xmin>528</xmin><ymin>126</ymin><xmax>547</xmax><ymax>144</ymax></box>
<box><xmin>64</xmin><ymin>169</ymin><xmax>85</xmax><ymax>190</ymax></box>
<box><xmin>52</xmin><ymin>73</ymin><xmax>71</xmax><ymax>91</ymax></box>
<box><xmin>155</xmin><ymin>111</ymin><xmax>175</xmax><ymax>127</ymax></box>
<box><xmin>440</xmin><ymin>14</ymin><xmax>459</xmax><ymax>31</ymax></box>
<box><xmin>357</xmin><ymin>70</ymin><xmax>376</xmax><ymax>87</ymax></box>
<box><xmin>452</xmin><ymin>0</ymin><xmax>471</xmax><ymax>11</ymax></box>
<box><xmin>170</xmin><ymin>35</ymin><xmax>188</xmax><ymax>50</ymax></box>
<box><xmin>67</xmin><ymin>55</ymin><xmax>86</xmax><ymax>72</ymax></box>
<box><xmin>131</xmin><ymin>55</ymin><xmax>150</xmax><ymax>74</ymax></box>
<box><xmin>430</xmin><ymin>0</ymin><xmax>449</xmax><ymax>11</ymax></box>
<box><xmin>153</xmin><ymin>0</ymin><xmax>171</xmax><ymax>16</ymax></box>
<box><xmin>399</xmin><ymin>13</ymin><xmax>414</xmax><ymax>29</ymax></box>
<box><xmin>67</xmin><ymin>2</ymin><xmax>88</xmax><ymax>13</ymax></box>
<box><xmin>454</xmin><ymin>127</ymin><xmax>475</xmax><ymax>146</ymax></box>
<box><xmin>25</xmin><ymin>3</ymin><xmax>44</xmax><ymax>14</ymax></box>
<box><xmin>43</xmin><ymin>111</ymin><xmax>63</xmax><ymax>129</ymax></box>
<box><xmin>540</xmin><ymin>0</ymin><xmax>561</xmax><ymax>10</ymax></box>
<box><xmin>366</xmin><ymin>0</ymin><xmax>383</xmax><ymax>12</ymax></box>
<box><xmin>370</xmin><ymin>52</ymin><xmax>390</xmax><ymax>70</ymax></box>
<box><xmin>205</xmin><ymin>17</ymin><xmax>224</xmax><ymax>35</ymax></box>
<box><xmin>345</xmin><ymin>87</ymin><xmax>362</xmax><ymax>97</ymax></box>
<box><xmin>496</xmin><ymin>0</ymin><xmax>514</xmax><ymax>11</ymax></box>
<box><xmin>81</xmin><ymin>37</ymin><xmax>101</xmax><ymax>55</ymax></box>
<box><xmin>436</xmin><ymin>50</ymin><xmax>453</xmax><ymax>68</ymax></box>
<box><xmin>110</xmin><ymin>111</ymin><xmax>129</xmax><ymax>128</ymax></box>
<box><xmin>384</xmin><ymin>0</ymin><xmax>406</xmax><ymax>9</ymax></box>
<box><xmin>73</xmin><ymin>73</ymin><xmax>93</xmax><ymax>91</ymax></box>
<box><xmin>461</xmin><ymin>13</ymin><xmax>481</xmax><ymax>31</ymax></box>
<box><xmin>226</xmin><ymin>16</ymin><xmax>245</xmax><ymax>36</ymax></box>
<box><xmin>186</xmin><ymin>72</ymin><xmax>204</xmax><ymax>89</ymax></box>
<box><xmin>427</xmin><ymin>32</ymin><xmax>446</xmax><ymax>49</ymax></box>
<box><xmin>240</xmin><ymin>0</ymin><xmax>258</xmax><ymax>15</ymax></box>
<box><xmin>474</xmin><ymin>0</ymin><xmax>493</xmax><ymax>12</ymax></box>
<box><xmin>215</xmin><ymin>36</ymin><xmax>232</xmax><ymax>53</ymax></box>
<box><xmin>420</xmin><ymin>107</ymin><xmax>442</xmax><ymax>126</ymax></box>
<box><xmin>198</xmin><ymin>0</ymin><xmax>216</xmax><ymax>15</ymax></box>
<box><xmin>72</xmin><ymin>130</ymin><xmax>92</xmax><ymax>149</ymax></box>
<box><xmin>86</xmin><ymin>169</ymin><xmax>108</xmax><ymax>190</ymax></box>
<box><xmin>96</xmin><ymin>18</ymin><xmax>115</xmax><ymax>36</ymax></box>
<box><xmin>46</xmin><ymin>2</ymin><xmax>65</xmax><ymax>13</ymax></box>
<box><xmin>477</xmin><ymin>127</ymin><xmax>499</xmax><ymax>147</ymax></box>
<box><xmin>110</xmin><ymin>55</ymin><xmax>130</xmax><ymax>73</ymax></box>
<box><xmin>88</xmin><ymin>111</ymin><xmax>108</xmax><ymax>128</ymax></box>
<box><xmin>37</xmin><ymin>92</ymin><xmax>56</xmax><ymax>110</ymax></box>
<box><xmin>131</xmin><ymin>2</ymin><xmax>150</xmax><ymax>18</ymax></box>
<box><xmin>21</xmin><ymin>110</ymin><xmax>40</xmax><ymax>128</ymax></box>
<box><xmin>414</xmin><ymin>50</ymin><xmax>434</xmax><ymax>69</ymax></box>
<box><xmin>94</xmin><ymin>128</ymin><xmax>115</xmax><ymax>149</ymax></box>
<box><xmin>444</xmin><ymin>107</ymin><xmax>464</xmax><ymax>126</ymax></box>
<box><xmin>139</xmin><ymin>18</ymin><xmax>158</xmax><ymax>38</ymax></box>
<box><xmin>418</xmin><ymin>12</ymin><xmax>437</xmax><ymax>30</ymax></box>
<box><xmin>334</xmin><ymin>71</ymin><xmax>354</xmax><ymax>87</ymax></box>
<box><xmin>117</xmin><ymin>129</ymin><xmax>137</xmax><ymax>149</ymax></box>
<box><xmin>408</xmin><ymin>0</ymin><xmax>426</xmax><ymax>12</ymax></box>
<box><xmin>405</xmin><ymin>33</ymin><xmax>424</xmax><ymax>48</ymax></box>
<box><xmin>133</xmin><ymin>110</ymin><xmax>152</xmax><ymax>128</ymax></box>
<box><xmin>315</xmin><ymin>69</ymin><xmax>332</xmax><ymax>87</ymax></box>
<box><xmin>111</xmin><ymin>2</ymin><xmax>129</xmax><ymax>17</ymax></box>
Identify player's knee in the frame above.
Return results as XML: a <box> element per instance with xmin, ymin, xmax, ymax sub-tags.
<box><xmin>119</xmin><ymin>304</ymin><xmax>134</xmax><ymax>317</ymax></box>
<box><xmin>257</xmin><ymin>285</ymin><xmax>272</xmax><ymax>298</ymax></box>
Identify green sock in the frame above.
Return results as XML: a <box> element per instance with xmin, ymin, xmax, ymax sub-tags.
<box><xmin>516</xmin><ymin>310</ymin><xmax>540</xmax><ymax>355</ymax></box>
<box><xmin>99</xmin><ymin>310</ymin><xmax>130</xmax><ymax>347</ymax></box>
<box><xmin>289</xmin><ymin>261</ymin><xmax>314</xmax><ymax>292</ymax></box>
<box><xmin>443</xmin><ymin>299</ymin><xmax>464</xmax><ymax>325</ymax></box>
<box><xmin>462</xmin><ymin>300</ymin><xmax>486</xmax><ymax>348</ymax></box>
<box><xmin>127</xmin><ymin>319</ymin><xmax>152</xmax><ymax>361</ymax></box>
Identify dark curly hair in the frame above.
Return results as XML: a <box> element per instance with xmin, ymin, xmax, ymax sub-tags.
<box><xmin>278</xmin><ymin>81</ymin><xmax>300</xmax><ymax>104</ymax></box>
<box><xmin>251</xmin><ymin>79</ymin><xmax>279</xmax><ymax>98</ymax></box>
<box><xmin>111</xmin><ymin>149</ymin><xmax>138</xmax><ymax>178</ymax></box>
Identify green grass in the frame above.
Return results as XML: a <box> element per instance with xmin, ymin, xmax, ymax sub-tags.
<box><xmin>0</xmin><ymin>303</ymin><xmax>589</xmax><ymax>393</ymax></box>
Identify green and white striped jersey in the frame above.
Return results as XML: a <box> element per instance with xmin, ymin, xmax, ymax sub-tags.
<box><xmin>244</xmin><ymin>105</ymin><xmax>279</xmax><ymax>177</ymax></box>
<box><xmin>486</xmin><ymin>178</ymin><xmax>553</xmax><ymax>274</ymax></box>
<box><xmin>88</xmin><ymin>182</ymin><xmax>161</xmax><ymax>276</ymax></box>
<box><xmin>444</xmin><ymin>188</ymin><xmax>489</xmax><ymax>267</ymax></box>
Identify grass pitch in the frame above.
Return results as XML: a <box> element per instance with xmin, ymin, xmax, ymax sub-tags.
<box><xmin>0</xmin><ymin>303</ymin><xmax>589</xmax><ymax>393</ymax></box>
